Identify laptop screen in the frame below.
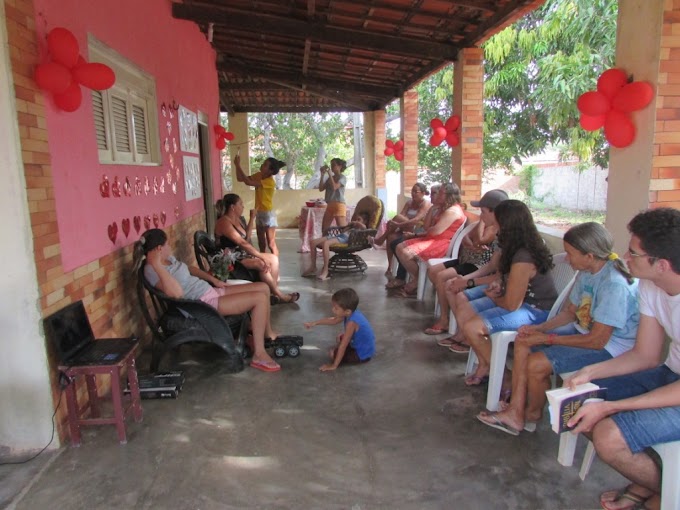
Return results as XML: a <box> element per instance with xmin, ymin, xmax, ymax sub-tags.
<box><xmin>44</xmin><ymin>301</ymin><xmax>95</xmax><ymax>363</ymax></box>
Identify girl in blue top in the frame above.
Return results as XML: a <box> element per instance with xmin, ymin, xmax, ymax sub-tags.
<box><xmin>304</xmin><ymin>288</ymin><xmax>375</xmax><ymax>371</ymax></box>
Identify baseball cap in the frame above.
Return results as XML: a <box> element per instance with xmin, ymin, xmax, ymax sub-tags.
<box><xmin>470</xmin><ymin>189</ymin><xmax>509</xmax><ymax>209</ymax></box>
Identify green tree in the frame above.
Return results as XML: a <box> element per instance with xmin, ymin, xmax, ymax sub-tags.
<box><xmin>482</xmin><ymin>0</ymin><xmax>617</xmax><ymax>170</ymax></box>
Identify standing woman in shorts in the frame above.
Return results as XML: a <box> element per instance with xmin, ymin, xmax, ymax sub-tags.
<box><xmin>319</xmin><ymin>158</ymin><xmax>348</xmax><ymax>234</ymax></box>
<box><xmin>234</xmin><ymin>154</ymin><xmax>286</xmax><ymax>257</ymax></box>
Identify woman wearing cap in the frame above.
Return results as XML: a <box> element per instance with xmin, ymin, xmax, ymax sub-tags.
<box><xmin>373</xmin><ymin>182</ymin><xmax>432</xmax><ymax>278</ymax></box>
<box><xmin>391</xmin><ymin>182</ymin><xmax>466</xmax><ymax>297</ymax></box>
<box><xmin>423</xmin><ymin>190</ymin><xmax>507</xmax><ymax>335</ymax></box>
<box><xmin>318</xmin><ymin>158</ymin><xmax>348</xmax><ymax>235</ymax></box>
<box><xmin>234</xmin><ymin>155</ymin><xmax>286</xmax><ymax>257</ymax></box>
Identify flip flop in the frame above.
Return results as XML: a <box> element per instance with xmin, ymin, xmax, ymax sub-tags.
<box><xmin>524</xmin><ymin>422</ymin><xmax>537</xmax><ymax>433</ymax></box>
<box><xmin>270</xmin><ymin>295</ymin><xmax>281</xmax><ymax>305</ymax></box>
<box><xmin>600</xmin><ymin>485</ymin><xmax>651</xmax><ymax>510</ymax></box>
<box><xmin>316</xmin><ymin>275</ymin><xmax>331</xmax><ymax>281</ymax></box>
<box><xmin>250</xmin><ymin>359</ymin><xmax>281</xmax><ymax>372</ymax></box>
<box><xmin>437</xmin><ymin>336</ymin><xmax>458</xmax><ymax>347</ymax></box>
<box><xmin>464</xmin><ymin>374</ymin><xmax>489</xmax><ymax>386</ymax></box>
<box><xmin>385</xmin><ymin>280</ymin><xmax>405</xmax><ymax>289</ymax></box>
<box><xmin>424</xmin><ymin>326</ymin><xmax>447</xmax><ymax>335</ymax></box>
<box><xmin>282</xmin><ymin>292</ymin><xmax>300</xmax><ymax>303</ymax></box>
<box><xmin>476</xmin><ymin>412</ymin><xmax>520</xmax><ymax>436</ymax></box>
<box><xmin>397</xmin><ymin>287</ymin><xmax>417</xmax><ymax>298</ymax></box>
<box><xmin>449</xmin><ymin>341</ymin><xmax>471</xmax><ymax>354</ymax></box>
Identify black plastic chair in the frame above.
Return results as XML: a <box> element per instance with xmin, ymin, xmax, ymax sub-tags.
<box><xmin>137</xmin><ymin>265</ymin><xmax>249</xmax><ymax>373</ymax></box>
<box><xmin>194</xmin><ymin>230</ymin><xmax>258</xmax><ymax>282</ymax></box>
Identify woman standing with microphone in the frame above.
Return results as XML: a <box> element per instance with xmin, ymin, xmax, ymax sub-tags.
<box><xmin>318</xmin><ymin>158</ymin><xmax>348</xmax><ymax>234</ymax></box>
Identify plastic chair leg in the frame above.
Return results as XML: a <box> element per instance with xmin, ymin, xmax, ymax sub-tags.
<box><xmin>558</xmin><ymin>431</ymin><xmax>579</xmax><ymax>467</ymax></box>
<box><xmin>448</xmin><ymin>310</ymin><xmax>457</xmax><ymax>335</ymax></box>
<box><xmin>655</xmin><ymin>440</ymin><xmax>680</xmax><ymax>510</ymax></box>
<box><xmin>416</xmin><ymin>260</ymin><xmax>428</xmax><ymax>301</ymax></box>
<box><xmin>579</xmin><ymin>440</ymin><xmax>596</xmax><ymax>480</ymax></box>
<box><xmin>485</xmin><ymin>332</ymin><xmax>516</xmax><ymax>412</ymax></box>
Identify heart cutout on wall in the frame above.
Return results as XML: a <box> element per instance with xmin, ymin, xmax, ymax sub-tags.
<box><xmin>122</xmin><ymin>218</ymin><xmax>130</xmax><ymax>238</ymax></box>
<box><xmin>112</xmin><ymin>176</ymin><xmax>121</xmax><ymax>198</ymax></box>
<box><xmin>153</xmin><ymin>213</ymin><xmax>159</xmax><ymax>228</ymax></box>
<box><xmin>160</xmin><ymin>211</ymin><xmax>166</xmax><ymax>226</ymax></box>
<box><xmin>107</xmin><ymin>222</ymin><xmax>117</xmax><ymax>244</ymax></box>
<box><xmin>99</xmin><ymin>175</ymin><xmax>110</xmax><ymax>197</ymax></box>
<box><xmin>133</xmin><ymin>215</ymin><xmax>141</xmax><ymax>234</ymax></box>
<box><xmin>144</xmin><ymin>215</ymin><xmax>151</xmax><ymax>230</ymax></box>
<box><xmin>123</xmin><ymin>177</ymin><xmax>131</xmax><ymax>197</ymax></box>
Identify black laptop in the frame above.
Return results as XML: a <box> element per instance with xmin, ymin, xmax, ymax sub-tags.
<box><xmin>44</xmin><ymin>300</ymin><xmax>138</xmax><ymax>366</ymax></box>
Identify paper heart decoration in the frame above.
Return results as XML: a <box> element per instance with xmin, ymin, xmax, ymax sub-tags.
<box><xmin>144</xmin><ymin>176</ymin><xmax>150</xmax><ymax>195</ymax></box>
<box><xmin>153</xmin><ymin>176</ymin><xmax>159</xmax><ymax>195</ymax></box>
<box><xmin>99</xmin><ymin>175</ymin><xmax>110</xmax><ymax>197</ymax></box>
<box><xmin>166</xmin><ymin>169</ymin><xmax>172</xmax><ymax>183</ymax></box>
<box><xmin>171</xmin><ymin>182</ymin><xmax>177</xmax><ymax>194</ymax></box>
<box><xmin>169</xmin><ymin>154</ymin><xmax>174</xmax><ymax>169</ymax></box>
<box><xmin>133</xmin><ymin>215</ymin><xmax>141</xmax><ymax>234</ymax></box>
<box><xmin>144</xmin><ymin>215</ymin><xmax>151</xmax><ymax>230</ymax></box>
<box><xmin>174</xmin><ymin>206</ymin><xmax>180</xmax><ymax>219</ymax></box>
<box><xmin>160</xmin><ymin>178</ymin><xmax>165</xmax><ymax>194</ymax></box>
<box><xmin>134</xmin><ymin>177</ymin><xmax>142</xmax><ymax>196</ymax></box>
<box><xmin>111</xmin><ymin>176</ymin><xmax>121</xmax><ymax>198</ymax></box>
<box><xmin>122</xmin><ymin>218</ymin><xmax>130</xmax><ymax>237</ymax></box>
<box><xmin>153</xmin><ymin>213</ymin><xmax>159</xmax><ymax>228</ymax></box>
<box><xmin>160</xmin><ymin>211</ymin><xmax>167</xmax><ymax>226</ymax></box>
<box><xmin>123</xmin><ymin>177</ymin><xmax>131</xmax><ymax>197</ymax></box>
<box><xmin>107</xmin><ymin>222</ymin><xmax>118</xmax><ymax>244</ymax></box>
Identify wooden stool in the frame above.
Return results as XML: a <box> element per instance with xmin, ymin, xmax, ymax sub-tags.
<box><xmin>60</xmin><ymin>347</ymin><xmax>143</xmax><ymax>446</ymax></box>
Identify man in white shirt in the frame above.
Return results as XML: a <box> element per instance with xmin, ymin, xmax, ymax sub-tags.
<box><xmin>567</xmin><ymin>208</ymin><xmax>680</xmax><ymax>510</ymax></box>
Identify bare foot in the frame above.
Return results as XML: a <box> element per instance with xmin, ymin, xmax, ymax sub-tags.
<box><xmin>317</xmin><ymin>273</ymin><xmax>331</xmax><ymax>281</ymax></box>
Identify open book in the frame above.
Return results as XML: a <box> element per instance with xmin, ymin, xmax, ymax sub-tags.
<box><xmin>545</xmin><ymin>383</ymin><xmax>607</xmax><ymax>433</ymax></box>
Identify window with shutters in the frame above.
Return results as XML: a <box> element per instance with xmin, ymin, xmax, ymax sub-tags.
<box><xmin>88</xmin><ymin>36</ymin><xmax>159</xmax><ymax>165</ymax></box>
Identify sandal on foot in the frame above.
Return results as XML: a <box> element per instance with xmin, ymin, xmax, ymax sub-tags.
<box><xmin>600</xmin><ymin>485</ymin><xmax>651</xmax><ymax>510</ymax></box>
<box><xmin>270</xmin><ymin>295</ymin><xmax>281</xmax><ymax>305</ymax></box>
<box><xmin>449</xmin><ymin>341</ymin><xmax>471</xmax><ymax>354</ymax></box>
<box><xmin>464</xmin><ymin>374</ymin><xmax>489</xmax><ymax>386</ymax></box>
<box><xmin>250</xmin><ymin>359</ymin><xmax>281</xmax><ymax>372</ymax></box>
<box><xmin>385</xmin><ymin>280</ymin><xmax>405</xmax><ymax>289</ymax></box>
<box><xmin>437</xmin><ymin>336</ymin><xmax>458</xmax><ymax>347</ymax></box>
<box><xmin>424</xmin><ymin>326</ymin><xmax>447</xmax><ymax>335</ymax></box>
<box><xmin>476</xmin><ymin>412</ymin><xmax>520</xmax><ymax>436</ymax></box>
<box><xmin>281</xmin><ymin>292</ymin><xmax>300</xmax><ymax>303</ymax></box>
<box><xmin>397</xmin><ymin>287</ymin><xmax>417</xmax><ymax>298</ymax></box>
<box><xmin>523</xmin><ymin>422</ymin><xmax>537</xmax><ymax>433</ymax></box>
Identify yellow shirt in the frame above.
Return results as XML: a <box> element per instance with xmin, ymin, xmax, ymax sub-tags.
<box><xmin>252</xmin><ymin>171</ymin><xmax>275</xmax><ymax>211</ymax></box>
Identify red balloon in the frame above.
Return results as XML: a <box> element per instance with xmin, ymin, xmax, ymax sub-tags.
<box><xmin>47</xmin><ymin>27</ymin><xmax>80</xmax><ymax>68</ymax></box>
<box><xmin>579</xmin><ymin>114</ymin><xmax>606</xmax><ymax>131</ymax></box>
<box><xmin>216</xmin><ymin>137</ymin><xmax>227</xmax><ymax>150</ymax></box>
<box><xmin>445</xmin><ymin>115</ymin><xmax>460</xmax><ymax>131</ymax></box>
<box><xmin>394</xmin><ymin>140</ymin><xmax>404</xmax><ymax>150</ymax></box>
<box><xmin>76</xmin><ymin>55</ymin><xmax>87</xmax><ymax>66</ymax></box>
<box><xmin>394</xmin><ymin>150</ymin><xmax>404</xmax><ymax>161</ymax></box>
<box><xmin>53</xmin><ymin>81</ymin><xmax>82</xmax><ymax>112</ymax></box>
<box><xmin>604</xmin><ymin>110</ymin><xmax>635</xmax><ymax>148</ymax></box>
<box><xmin>612</xmin><ymin>81</ymin><xmax>654</xmax><ymax>113</ymax></box>
<box><xmin>429</xmin><ymin>134</ymin><xmax>444</xmax><ymax>147</ymax></box>
<box><xmin>430</xmin><ymin>118</ymin><xmax>444</xmax><ymax>129</ymax></box>
<box><xmin>72</xmin><ymin>63</ymin><xmax>115</xmax><ymax>90</ymax></box>
<box><xmin>577</xmin><ymin>91</ymin><xmax>611</xmax><ymax>116</ymax></box>
<box><xmin>34</xmin><ymin>62</ymin><xmax>72</xmax><ymax>94</ymax></box>
<box><xmin>434</xmin><ymin>126</ymin><xmax>447</xmax><ymax>139</ymax></box>
<box><xmin>383</xmin><ymin>147</ymin><xmax>394</xmax><ymax>156</ymax></box>
<box><xmin>213</xmin><ymin>124</ymin><xmax>226</xmax><ymax>136</ymax></box>
<box><xmin>385</xmin><ymin>139</ymin><xmax>394</xmax><ymax>148</ymax></box>
<box><xmin>445</xmin><ymin>131</ymin><xmax>460</xmax><ymax>147</ymax></box>
<box><xmin>597</xmin><ymin>69</ymin><xmax>628</xmax><ymax>100</ymax></box>
<box><xmin>224</xmin><ymin>132</ymin><xmax>235</xmax><ymax>141</ymax></box>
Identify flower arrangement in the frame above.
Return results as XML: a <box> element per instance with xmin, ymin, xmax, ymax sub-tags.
<box><xmin>208</xmin><ymin>248</ymin><xmax>238</xmax><ymax>281</ymax></box>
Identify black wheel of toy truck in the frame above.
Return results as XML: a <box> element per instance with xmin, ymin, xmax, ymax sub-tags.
<box><xmin>287</xmin><ymin>345</ymin><xmax>300</xmax><ymax>358</ymax></box>
<box><xmin>274</xmin><ymin>346</ymin><xmax>287</xmax><ymax>358</ymax></box>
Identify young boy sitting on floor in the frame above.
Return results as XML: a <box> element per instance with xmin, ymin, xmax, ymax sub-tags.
<box><xmin>303</xmin><ymin>288</ymin><xmax>375</xmax><ymax>371</ymax></box>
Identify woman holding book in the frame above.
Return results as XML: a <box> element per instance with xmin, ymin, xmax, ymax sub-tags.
<box><xmin>477</xmin><ymin>222</ymin><xmax>640</xmax><ymax>435</ymax></box>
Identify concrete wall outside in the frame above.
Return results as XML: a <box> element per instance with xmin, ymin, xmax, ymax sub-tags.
<box><xmin>532</xmin><ymin>165</ymin><xmax>609</xmax><ymax>211</ymax></box>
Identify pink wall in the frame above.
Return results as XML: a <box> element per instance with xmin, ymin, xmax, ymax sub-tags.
<box><xmin>33</xmin><ymin>0</ymin><xmax>221</xmax><ymax>271</ymax></box>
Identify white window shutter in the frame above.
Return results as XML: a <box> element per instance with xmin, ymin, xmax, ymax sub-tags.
<box><xmin>110</xmin><ymin>92</ymin><xmax>133</xmax><ymax>163</ymax></box>
<box><xmin>91</xmin><ymin>89</ymin><xmax>112</xmax><ymax>161</ymax></box>
<box><xmin>131</xmin><ymin>98</ymin><xmax>151</xmax><ymax>163</ymax></box>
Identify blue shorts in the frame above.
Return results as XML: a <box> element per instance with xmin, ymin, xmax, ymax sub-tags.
<box><xmin>532</xmin><ymin>341</ymin><xmax>613</xmax><ymax>375</ymax></box>
<box><xmin>256</xmin><ymin>210</ymin><xmax>278</xmax><ymax>228</ymax></box>
<box><xmin>328</xmin><ymin>233</ymin><xmax>349</xmax><ymax>244</ymax></box>
<box><xmin>464</xmin><ymin>285</ymin><xmax>550</xmax><ymax>334</ymax></box>
<box><xmin>593</xmin><ymin>365</ymin><xmax>680</xmax><ymax>453</ymax></box>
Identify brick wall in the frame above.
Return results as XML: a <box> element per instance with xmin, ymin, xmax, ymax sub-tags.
<box><xmin>402</xmin><ymin>90</ymin><xmax>419</xmax><ymax>192</ymax></box>
<box><xmin>651</xmin><ymin>0</ymin><xmax>680</xmax><ymax>209</ymax></box>
<box><xmin>5</xmin><ymin>0</ymin><xmax>207</xmax><ymax>442</ymax></box>
<box><xmin>374</xmin><ymin>109</ymin><xmax>386</xmax><ymax>189</ymax></box>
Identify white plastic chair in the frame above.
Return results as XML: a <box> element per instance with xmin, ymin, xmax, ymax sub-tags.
<box><xmin>416</xmin><ymin>221</ymin><xmax>469</xmax><ymax>301</ymax></box>
<box><xmin>465</xmin><ymin>252</ymin><xmax>577</xmax><ymax>412</ymax></box>
<box><xmin>429</xmin><ymin>222</ymin><xmax>480</xmax><ymax>316</ymax></box>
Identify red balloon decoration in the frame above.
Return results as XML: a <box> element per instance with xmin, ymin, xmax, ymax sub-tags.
<box><xmin>53</xmin><ymin>81</ymin><xmax>82</xmax><ymax>112</ymax></box>
<box><xmin>429</xmin><ymin>115</ymin><xmax>461</xmax><ymax>148</ymax></box>
<box><xmin>385</xmin><ymin>139</ymin><xmax>403</xmax><ymax>161</ymax></box>
<box><xmin>214</xmin><ymin>124</ymin><xmax>234</xmax><ymax>150</ymax></box>
<box><xmin>33</xmin><ymin>27</ymin><xmax>116</xmax><ymax>112</ymax></box>
<box><xmin>72</xmin><ymin>63</ymin><xmax>115</xmax><ymax>90</ymax></box>
<box><xmin>576</xmin><ymin>68</ymin><xmax>655</xmax><ymax>148</ymax></box>
<box><xmin>33</xmin><ymin>62</ymin><xmax>72</xmax><ymax>94</ymax></box>
<box><xmin>47</xmin><ymin>27</ymin><xmax>79</xmax><ymax>68</ymax></box>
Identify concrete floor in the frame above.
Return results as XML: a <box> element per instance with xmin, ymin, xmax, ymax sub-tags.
<box><xmin>1</xmin><ymin>230</ymin><xmax>624</xmax><ymax>510</ymax></box>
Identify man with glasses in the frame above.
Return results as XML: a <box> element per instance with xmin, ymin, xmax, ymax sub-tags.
<box><xmin>566</xmin><ymin>208</ymin><xmax>680</xmax><ymax>510</ymax></box>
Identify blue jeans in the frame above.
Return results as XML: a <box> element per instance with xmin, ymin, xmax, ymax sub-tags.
<box><xmin>464</xmin><ymin>286</ymin><xmax>550</xmax><ymax>334</ymax></box>
<box><xmin>593</xmin><ymin>365</ymin><xmax>680</xmax><ymax>453</ymax></box>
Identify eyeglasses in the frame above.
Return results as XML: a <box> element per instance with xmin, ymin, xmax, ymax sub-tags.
<box><xmin>627</xmin><ymin>247</ymin><xmax>657</xmax><ymax>262</ymax></box>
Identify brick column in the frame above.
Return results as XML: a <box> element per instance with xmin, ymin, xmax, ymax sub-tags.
<box><xmin>400</xmin><ymin>90</ymin><xmax>419</xmax><ymax>204</ymax></box>
<box><xmin>452</xmin><ymin>48</ymin><xmax>484</xmax><ymax>206</ymax></box>
<box><xmin>371</xmin><ymin>109</ymin><xmax>386</xmax><ymax>190</ymax></box>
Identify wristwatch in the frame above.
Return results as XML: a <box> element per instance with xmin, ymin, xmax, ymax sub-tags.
<box><xmin>466</xmin><ymin>278</ymin><xmax>476</xmax><ymax>289</ymax></box>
